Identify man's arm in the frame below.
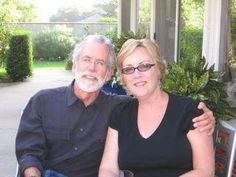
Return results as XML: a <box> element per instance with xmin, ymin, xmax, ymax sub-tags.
<box><xmin>192</xmin><ymin>102</ymin><xmax>215</xmax><ymax>135</ymax></box>
<box><xmin>15</xmin><ymin>96</ymin><xmax>45</xmax><ymax>176</ymax></box>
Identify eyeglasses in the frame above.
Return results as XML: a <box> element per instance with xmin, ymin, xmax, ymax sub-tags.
<box><xmin>121</xmin><ymin>63</ymin><xmax>155</xmax><ymax>75</ymax></box>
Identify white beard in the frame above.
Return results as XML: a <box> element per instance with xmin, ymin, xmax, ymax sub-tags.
<box><xmin>75</xmin><ymin>71</ymin><xmax>107</xmax><ymax>92</ymax></box>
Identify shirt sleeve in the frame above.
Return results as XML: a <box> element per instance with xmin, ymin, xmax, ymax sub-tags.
<box><xmin>109</xmin><ymin>99</ymin><xmax>137</xmax><ymax>136</ymax></box>
<box><xmin>182</xmin><ymin>100</ymin><xmax>204</xmax><ymax>133</ymax></box>
<box><xmin>109</xmin><ymin>102</ymin><xmax>124</xmax><ymax>131</ymax></box>
<box><xmin>15</xmin><ymin>93</ymin><xmax>45</xmax><ymax>175</ymax></box>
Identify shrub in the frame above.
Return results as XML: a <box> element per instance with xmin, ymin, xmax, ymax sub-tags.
<box><xmin>33</xmin><ymin>25</ymin><xmax>76</xmax><ymax>60</ymax></box>
<box><xmin>112</xmin><ymin>31</ymin><xmax>146</xmax><ymax>54</ymax></box>
<box><xmin>163</xmin><ymin>56</ymin><xmax>235</xmax><ymax>121</ymax></box>
<box><xmin>0</xmin><ymin>24</ymin><xmax>12</xmax><ymax>67</ymax></box>
<box><xmin>180</xmin><ymin>26</ymin><xmax>203</xmax><ymax>60</ymax></box>
<box><xmin>6</xmin><ymin>30</ymin><xmax>33</xmax><ymax>81</ymax></box>
<box><xmin>65</xmin><ymin>50</ymin><xmax>73</xmax><ymax>70</ymax></box>
<box><xmin>97</xmin><ymin>17</ymin><xmax>117</xmax><ymax>23</ymax></box>
<box><xmin>65</xmin><ymin>58</ymin><xmax>73</xmax><ymax>70</ymax></box>
<box><xmin>231</xmin><ymin>0</ymin><xmax>236</xmax><ymax>48</ymax></box>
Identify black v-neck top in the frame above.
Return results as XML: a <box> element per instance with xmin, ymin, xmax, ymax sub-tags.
<box><xmin>109</xmin><ymin>93</ymin><xmax>203</xmax><ymax>177</ymax></box>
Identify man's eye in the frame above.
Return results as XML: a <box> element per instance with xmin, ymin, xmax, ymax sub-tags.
<box><xmin>96</xmin><ymin>61</ymin><xmax>105</xmax><ymax>66</ymax></box>
<box><xmin>83</xmin><ymin>58</ymin><xmax>90</xmax><ymax>62</ymax></box>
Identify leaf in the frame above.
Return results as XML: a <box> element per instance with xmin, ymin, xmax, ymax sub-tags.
<box><xmin>163</xmin><ymin>56</ymin><xmax>234</xmax><ymax>122</ymax></box>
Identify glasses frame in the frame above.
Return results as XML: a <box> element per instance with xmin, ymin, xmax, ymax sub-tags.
<box><xmin>121</xmin><ymin>63</ymin><xmax>155</xmax><ymax>75</ymax></box>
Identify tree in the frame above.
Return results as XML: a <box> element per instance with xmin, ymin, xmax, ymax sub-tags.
<box><xmin>0</xmin><ymin>0</ymin><xmax>37</xmax><ymax>23</ymax></box>
<box><xmin>49</xmin><ymin>1</ymin><xmax>118</xmax><ymax>22</ymax></box>
<box><xmin>180</xmin><ymin>0</ymin><xmax>204</xmax><ymax>59</ymax></box>
<box><xmin>16</xmin><ymin>0</ymin><xmax>38</xmax><ymax>22</ymax></box>
<box><xmin>0</xmin><ymin>0</ymin><xmax>37</xmax><ymax>67</ymax></box>
<box><xmin>181</xmin><ymin>0</ymin><xmax>204</xmax><ymax>29</ymax></box>
<box><xmin>139</xmin><ymin>0</ymin><xmax>151</xmax><ymax>23</ymax></box>
<box><xmin>50</xmin><ymin>6</ymin><xmax>81</xmax><ymax>22</ymax></box>
<box><xmin>93</xmin><ymin>0</ymin><xmax>117</xmax><ymax>18</ymax></box>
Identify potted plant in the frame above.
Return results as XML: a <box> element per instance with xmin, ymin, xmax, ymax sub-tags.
<box><xmin>163</xmin><ymin>56</ymin><xmax>235</xmax><ymax>122</ymax></box>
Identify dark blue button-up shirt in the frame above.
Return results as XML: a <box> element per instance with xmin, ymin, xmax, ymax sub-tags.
<box><xmin>15</xmin><ymin>81</ymin><xmax>130</xmax><ymax>177</ymax></box>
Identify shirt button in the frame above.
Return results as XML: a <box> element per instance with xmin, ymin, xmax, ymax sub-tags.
<box><xmin>74</xmin><ymin>147</ymin><xmax>78</xmax><ymax>151</ymax></box>
<box><xmin>80</xmin><ymin>128</ymin><xmax>84</xmax><ymax>132</ymax></box>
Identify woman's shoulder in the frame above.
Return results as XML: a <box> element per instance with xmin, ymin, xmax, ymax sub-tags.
<box><xmin>168</xmin><ymin>92</ymin><xmax>199</xmax><ymax>105</ymax></box>
<box><xmin>109</xmin><ymin>98</ymin><xmax>137</xmax><ymax>129</ymax></box>
<box><xmin>113</xmin><ymin>97</ymin><xmax>138</xmax><ymax>112</ymax></box>
<box><xmin>168</xmin><ymin>93</ymin><xmax>201</xmax><ymax>115</ymax></box>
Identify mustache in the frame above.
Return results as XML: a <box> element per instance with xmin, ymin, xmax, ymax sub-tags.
<box><xmin>80</xmin><ymin>72</ymin><xmax>100</xmax><ymax>80</ymax></box>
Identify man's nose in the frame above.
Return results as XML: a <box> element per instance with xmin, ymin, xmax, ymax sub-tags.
<box><xmin>88</xmin><ymin>61</ymin><xmax>96</xmax><ymax>71</ymax></box>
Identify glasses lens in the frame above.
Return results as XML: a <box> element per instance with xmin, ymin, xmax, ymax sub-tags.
<box><xmin>121</xmin><ymin>64</ymin><xmax>155</xmax><ymax>74</ymax></box>
<box><xmin>121</xmin><ymin>67</ymin><xmax>134</xmax><ymax>74</ymax></box>
<box><xmin>138</xmin><ymin>64</ymin><xmax>154</xmax><ymax>72</ymax></box>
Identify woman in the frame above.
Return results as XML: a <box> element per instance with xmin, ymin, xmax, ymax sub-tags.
<box><xmin>99</xmin><ymin>39</ymin><xmax>215</xmax><ymax>177</ymax></box>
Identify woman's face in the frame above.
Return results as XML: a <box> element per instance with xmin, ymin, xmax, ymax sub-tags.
<box><xmin>121</xmin><ymin>47</ymin><xmax>161</xmax><ymax>99</ymax></box>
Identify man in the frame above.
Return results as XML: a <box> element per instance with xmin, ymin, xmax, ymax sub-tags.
<box><xmin>15</xmin><ymin>35</ymin><xmax>215</xmax><ymax>177</ymax></box>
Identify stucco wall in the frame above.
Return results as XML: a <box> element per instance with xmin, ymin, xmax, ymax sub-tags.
<box><xmin>14</xmin><ymin>22</ymin><xmax>117</xmax><ymax>38</ymax></box>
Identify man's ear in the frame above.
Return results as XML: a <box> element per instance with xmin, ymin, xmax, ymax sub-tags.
<box><xmin>72</xmin><ymin>63</ymin><xmax>75</xmax><ymax>73</ymax></box>
<box><xmin>105</xmin><ymin>69</ymin><xmax>113</xmax><ymax>82</ymax></box>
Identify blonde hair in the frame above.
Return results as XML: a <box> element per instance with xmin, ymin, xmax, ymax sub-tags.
<box><xmin>116</xmin><ymin>38</ymin><xmax>167</xmax><ymax>82</ymax></box>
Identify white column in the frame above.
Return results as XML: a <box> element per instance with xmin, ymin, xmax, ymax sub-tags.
<box><xmin>150</xmin><ymin>0</ymin><xmax>156</xmax><ymax>40</ymax></box>
<box><xmin>202</xmin><ymin>0</ymin><xmax>228</xmax><ymax>71</ymax></box>
<box><xmin>118</xmin><ymin>0</ymin><xmax>122</xmax><ymax>36</ymax></box>
<box><xmin>130</xmin><ymin>0</ymin><xmax>139</xmax><ymax>32</ymax></box>
<box><xmin>174</xmin><ymin>0</ymin><xmax>181</xmax><ymax>62</ymax></box>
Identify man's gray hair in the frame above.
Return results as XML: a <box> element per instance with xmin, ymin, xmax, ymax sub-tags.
<box><xmin>72</xmin><ymin>34</ymin><xmax>116</xmax><ymax>69</ymax></box>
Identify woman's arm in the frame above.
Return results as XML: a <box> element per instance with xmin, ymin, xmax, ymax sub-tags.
<box><xmin>99</xmin><ymin>127</ymin><xmax>120</xmax><ymax>177</ymax></box>
<box><xmin>180</xmin><ymin>128</ymin><xmax>215</xmax><ymax>177</ymax></box>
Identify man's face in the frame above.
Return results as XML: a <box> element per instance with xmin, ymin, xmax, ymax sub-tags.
<box><xmin>73</xmin><ymin>42</ymin><xmax>112</xmax><ymax>92</ymax></box>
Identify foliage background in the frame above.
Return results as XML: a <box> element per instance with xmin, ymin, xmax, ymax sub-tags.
<box><xmin>180</xmin><ymin>0</ymin><xmax>204</xmax><ymax>60</ymax></box>
<box><xmin>0</xmin><ymin>0</ymin><xmax>37</xmax><ymax>67</ymax></box>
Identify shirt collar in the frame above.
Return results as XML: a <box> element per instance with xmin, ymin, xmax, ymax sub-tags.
<box><xmin>66</xmin><ymin>80</ymin><xmax>78</xmax><ymax>106</ymax></box>
<box><xmin>66</xmin><ymin>79</ymin><xmax>106</xmax><ymax>107</ymax></box>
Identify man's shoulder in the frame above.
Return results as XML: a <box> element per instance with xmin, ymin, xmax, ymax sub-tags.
<box><xmin>33</xmin><ymin>86</ymin><xmax>68</xmax><ymax>99</ymax></box>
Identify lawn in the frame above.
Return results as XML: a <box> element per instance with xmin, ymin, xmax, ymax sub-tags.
<box><xmin>0</xmin><ymin>60</ymin><xmax>68</xmax><ymax>80</ymax></box>
<box><xmin>33</xmin><ymin>60</ymin><xmax>67</xmax><ymax>70</ymax></box>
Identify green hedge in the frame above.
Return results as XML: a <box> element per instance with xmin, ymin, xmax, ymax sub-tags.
<box><xmin>180</xmin><ymin>26</ymin><xmax>203</xmax><ymax>60</ymax></box>
<box><xmin>33</xmin><ymin>25</ymin><xmax>76</xmax><ymax>60</ymax></box>
<box><xmin>6</xmin><ymin>30</ymin><xmax>33</xmax><ymax>81</ymax></box>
